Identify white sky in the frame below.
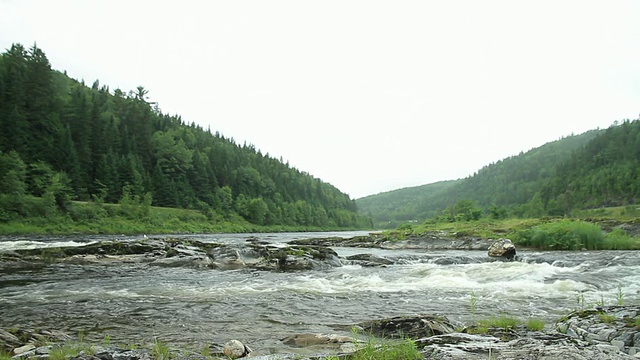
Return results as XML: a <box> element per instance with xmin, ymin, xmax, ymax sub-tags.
<box><xmin>1</xmin><ymin>1</ymin><xmax>639</xmax><ymax>199</ymax></box>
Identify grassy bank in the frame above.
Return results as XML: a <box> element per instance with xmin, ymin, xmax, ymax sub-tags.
<box><xmin>392</xmin><ymin>207</ymin><xmax>640</xmax><ymax>250</ymax></box>
<box><xmin>0</xmin><ymin>200</ymin><xmax>363</xmax><ymax>235</ymax></box>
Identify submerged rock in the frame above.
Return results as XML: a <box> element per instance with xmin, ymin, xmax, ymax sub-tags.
<box><xmin>345</xmin><ymin>253</ymin><xmax>394</xmax><ymax>267</ymax></box>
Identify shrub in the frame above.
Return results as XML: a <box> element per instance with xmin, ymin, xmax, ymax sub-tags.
<box><xmin>513</xmin><ymin>220</ymin><xmax>605</xmax><ymax>250</ymax></box>
<box><xmin>603</xmin><ymin>228</ymin><xmax>640</xmax><ymax>250</ymax></box>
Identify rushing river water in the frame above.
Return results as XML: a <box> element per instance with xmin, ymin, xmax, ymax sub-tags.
<box><xmin>1</xmin><ymin>232</ymin><xmax>639</xmax><ymax>356</ymax></box>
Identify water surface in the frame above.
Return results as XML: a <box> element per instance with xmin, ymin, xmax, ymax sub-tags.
<box><xmin>1</xmin><ymin>232</ymin><xmax>638</xmax><ymax>356</ymax></box>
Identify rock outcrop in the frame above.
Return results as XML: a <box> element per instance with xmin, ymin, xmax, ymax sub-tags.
<box><xmin>0</xmin><ymin>237</ymin><xmax>345</xmax><ymax>272</ymax></box>
<box><xmin>556</xmin><ymin>306</ymin><xmax>640</xmax><ymax>356</ymax></box>
<box><xmin>357</xmin><ymin>314</ymin><xmax>459</xmax><ymax>339</ymax></box>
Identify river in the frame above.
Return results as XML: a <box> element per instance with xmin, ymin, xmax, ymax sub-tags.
<box><xmin>1</xmin><ymin>232</ymin><xmax>639</xmax><ymax>357</ymax></box>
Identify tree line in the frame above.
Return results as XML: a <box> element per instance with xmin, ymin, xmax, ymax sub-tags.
<box><xmin>0</xmin><ymin>43</ymin><xmax>370</xmax><ymax>228</ymax></box>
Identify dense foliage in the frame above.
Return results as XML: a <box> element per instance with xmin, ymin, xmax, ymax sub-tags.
<box><xmin>511</xmin><ymin>219</ymin><xmax>640</xmax><ymax>250</ymax></box>
<box><xmin>540</xmin><ymin>120</ymin><xmax>640</xmax><ymax>215</ymax></box>
<box><xmin>0</xmin><ymin>43</ymin><xmax>370</xmax><ymax>228</ymax></box>
<box><xmin>358</xmin><ymin>122</ymin><xmax>640</xmax><ymax>226</ymax></box>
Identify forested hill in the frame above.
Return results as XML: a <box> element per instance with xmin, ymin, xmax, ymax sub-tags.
<box><xmin>0</xmin><ymin>43</ymin><xmax>369</xmax><ymax>228</ymax></box>
<box><xmin>357</xmin><ymin>125</ymin><xmax>616</xmax><ymax>227</ymax></box>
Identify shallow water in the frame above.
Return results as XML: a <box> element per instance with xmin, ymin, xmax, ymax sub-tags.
<box><xmin>1</xmin><ymin>232</ymin><xmax>639</xmax><ymax>356</ymax></box>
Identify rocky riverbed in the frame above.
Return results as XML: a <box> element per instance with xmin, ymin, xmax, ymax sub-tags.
<box><xmin>1</xmin><ymin>232</ymin><xmax>639</xmax><ymax>359</ymax></box>
<box><xmin>3</xmin><ymin>306</ymin><xmax>640</xmax><ymax>359</ymax></box>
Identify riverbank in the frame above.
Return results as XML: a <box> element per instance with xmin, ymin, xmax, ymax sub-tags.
<box><xmin>0</xmin><ymin>201</ymin><xmax>365</xmax><ymax>236</ymax></box>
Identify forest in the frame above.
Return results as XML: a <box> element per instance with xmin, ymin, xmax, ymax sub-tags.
<box><xmin>0</xmin><ymin>43</ymin><xmax>370</xmax><ymax>230</ymax></box>
<box><xmin>358</xmin><ymin>120</ymin><xmax>640</xmax><ymax>228</ymax></box>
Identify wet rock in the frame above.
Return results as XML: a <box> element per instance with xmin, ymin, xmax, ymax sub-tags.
<box><xmin>253</xmin><ymin>245</ymin><xmax>342</xmax><ymax>271</ymax></box>
<box><xmin>289</xmin><ymin>236</ymin><xmax>381</xmax><ymax>248</ymax></box>
<box><xmin>487</xmin><ymin>238</ymin><xmax>516</xmax><ymax>260</ymax></box>
<box><xmin>209</xmin><ymin>247</ymin><xmax>249</xmax><ymax>270</ymax></box>
<box><xmin>0</xmin><ymin>328</ymin><xmax>21</xmax><ymax>349</ymax></box>
<box><xmin>223</xmin><ymin>339</ymin><xmax>251</xmax><ymax>359</ymax></box>
<box><xmin>357</xmin><ymin>314</ymin><xmax>458</xmax><ymax>339</ymax></box>
<box><xmin>556</xmin><ymin>305</ymin><xmax>640</xmax><ymax>355</ymax></box>
<box><xmin>281</xmin><ymin>333</ymin><xmax>352</xmax><ymax>348</ymax></box>
<box><xmin>345</xmin><ymin>254</ymin><xmax>394</xmax><ymax>267</ymax></box>
<box><xmin>418</xmin><ymin>331</ymin><xmax>634</xmax><ymax>359</ymax></box>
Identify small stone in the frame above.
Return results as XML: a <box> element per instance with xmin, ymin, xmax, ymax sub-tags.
<box><xmin>223</xmin><ymin>340</ymin><xmax>250</xmax><ymax>359</ymax></box>
<box><xmin>611</xmin><ymin>339</ymin><xmax>625</xmax><ymax>351</ymax></box>
<box><xmin>13</xmin><ymin>344</ymin><xmax>36</xmax><ymax>355</ymax></box>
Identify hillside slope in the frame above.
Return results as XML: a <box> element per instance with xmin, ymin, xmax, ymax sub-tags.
<box><xmin>357</xmin><ymin>128</ymin><xmax>605</xmax><ymax>226</ymax></box>
<box><xmin>0</xmin><ymin>43</ymin><xmax>369</xmax><ymax>228</ymax></box>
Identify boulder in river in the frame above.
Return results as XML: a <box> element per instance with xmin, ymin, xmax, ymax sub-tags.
<box><xmin>487</xmin><ymin>238</ymin><xmax>516</xmax><ymax>260</ymax></box>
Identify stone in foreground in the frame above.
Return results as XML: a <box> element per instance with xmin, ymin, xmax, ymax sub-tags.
<box><xmin>223</xmin><ymin>339</ymin><xmax>251</xmax><ymax>359</ymax></box>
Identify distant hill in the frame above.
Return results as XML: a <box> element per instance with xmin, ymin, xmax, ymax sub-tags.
<box><xmin>0</xmin><ymin>43</ymin><xmax>369</xmax><ymax>228</ymax></box>
<box><xmin>356</xmin><ymin>180</ymin><xmax>460</xmax><ymax>225</ymax></box>
<box><xmin>357</xmin><ymin>127</ymin><xmax>610</xmax><ymax>227</ymax></box>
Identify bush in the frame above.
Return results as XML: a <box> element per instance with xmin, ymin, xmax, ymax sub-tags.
<box><xmin>603</xmin><ymin>228</ymin><xmax>640</xmax><ymax>249</ymax></box>
<box><xmin>513</xmin><ymin>220</ymin><xmax>605</xmax><ymax>250</ymax></box>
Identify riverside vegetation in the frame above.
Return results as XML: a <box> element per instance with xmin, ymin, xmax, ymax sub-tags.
<box><xmin>383</xmin><ymin>204</ymin><xmax>640</xmax><ymax>251</ymax></box>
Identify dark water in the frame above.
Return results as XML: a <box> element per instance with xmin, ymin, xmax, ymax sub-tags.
<box><xmin>1</xmin><ymin>232</ymin><xmax>639</xmax><ymax>356</ymax></box>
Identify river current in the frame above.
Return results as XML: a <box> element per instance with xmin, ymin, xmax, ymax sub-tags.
<box><xmin>1</xmin><ymin>232</ymin><xmax>639</xmax><ymax>356</ymax></box>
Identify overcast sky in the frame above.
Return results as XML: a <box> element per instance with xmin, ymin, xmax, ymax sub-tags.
<box><xmin>1</xmin><ymin>1</ymin><xmax>639</xmax><ymax>199</ymax></box>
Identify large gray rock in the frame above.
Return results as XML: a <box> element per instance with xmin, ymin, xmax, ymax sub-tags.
<box><xmin>487</xmin><ymin>238</ymin><xmax>516</xmax><ymax>260</ymax></box>
<box><xmin>357</xmin><ymin>314</ymin><xmax>459</xmax><ymax>339</ymax></box>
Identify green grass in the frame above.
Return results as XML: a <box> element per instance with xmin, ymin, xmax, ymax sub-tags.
<box><xmin>476</xmin><ymin>315</ymin><xmax>519</xmax><ymax>330</ymax></box>
<box><xmin>525</xmin><ymin>318</ymin><xmax>545</xmax><ymax>331</ymax></box>
<box><xmin>152</xmin><ymin>339</ymin><xmax>171</xmax><ymax>360</ymax></box>
<box><xmin>0</xmin><ymin>200</ymin><xmax>360</xmax><ymax>235</ymax></box>
<box><xmin>324</xmin><ymin>337</ymin><xmax>422</xmax><ymax>360</ymax></box>
<box><xmin>0</xmin><ymin>349</ymin><xmax>12</xmax><ymax>360</ymax></box>
<box><xmin>414</xmin><ymin>217</ymin><xmax>541</xmax><ymax>239</ymax></box>
<box><xmin>384</xmin><ymin>208</ymin><xmax>640</xmax><ymax>251</ymax></box>
<box><xmin>48</xmin><ymin>343</ymin><xmax>95</xmax><ymax>360</ymax></box>
<box><xmin>598</xmin><ymin>313</ymin><xmax>616</xmax><ymax>324</ymax></box>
